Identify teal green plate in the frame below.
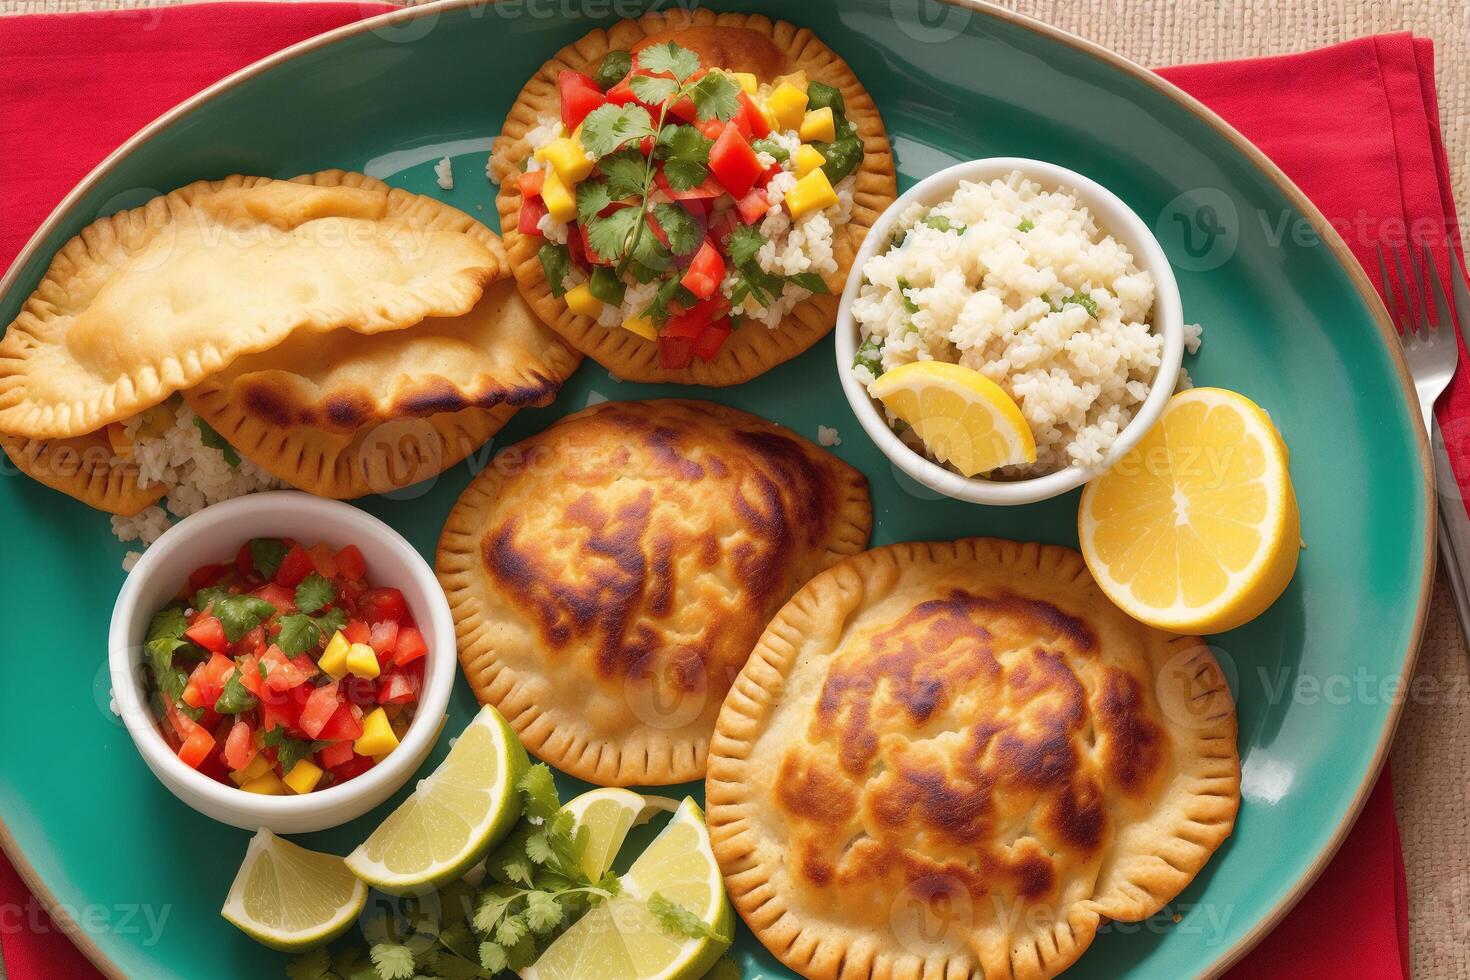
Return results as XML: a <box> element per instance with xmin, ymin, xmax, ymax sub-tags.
<box><xmin>0</xmin><ymin>2</ymin><xmax>1430</xmax><ymax>977</ymax></box>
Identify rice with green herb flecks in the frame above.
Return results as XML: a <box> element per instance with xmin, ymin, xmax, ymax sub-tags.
<box><xmin>851</xmin><ymin>170</ymin><xmax>1197</xmax><ymax>476</ymax></box>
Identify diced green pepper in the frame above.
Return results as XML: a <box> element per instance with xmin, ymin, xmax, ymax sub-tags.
<box><xmin>588</xmin><ymin>266</ymin><xmax>627</xmax><ymax>306</ymax></box>
<box><xmin>538</xmin><ymin>243</ymin><xmax>571</xmax><ymax>299</ymax></box>
<box><xmin>594</xmin><ymin>50</ymin><xmax>632</xmax><ymax>91</ymax></box>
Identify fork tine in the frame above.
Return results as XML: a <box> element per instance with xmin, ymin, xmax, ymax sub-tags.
<box><xmin>1393</xmin><ymin>242</ymin><xmax>1424</xmax><ymax>335</ymax></box>
<box><xmin>1423</xmin><ymin>241</ymin><xmax>1454</xmax><ymax>334</ymax></box>
<box><xmin>1377</xmin><ymin>244</ymin><xmax>1405</xmax><ymax>332</ymax></box>
<box><xmin>1407</xmin><ymin>241</ymin><xmax>1434</xmax><ymax>328</ymax></box>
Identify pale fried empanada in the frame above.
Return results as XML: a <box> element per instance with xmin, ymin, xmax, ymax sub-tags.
<box><xmin>491</xmin><ymin>8</ymin><xmax>897</xmax><ymax>385</ymax></box>
<box><xmin>707</xmin><ymin>538</ymin><xmax>1241</xmax><ymax>980</ymax></box>
<box><xmin>436</xmin><ymin>399</ymin><xmax>872</xmax><ymax>785</ymax></box>
<box><xmin>0</xmin><ymin>170</ymin><xmax>502</xmax><ymax>440</ymax></box>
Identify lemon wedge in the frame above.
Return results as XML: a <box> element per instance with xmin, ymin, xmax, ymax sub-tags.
<box><xmin>870</xmin><ymin>361</ymin><xmax>1036</xmax><ymax>476</ymax></box>
<box><xmin>560</xmin><ymin>787</ymin><xmax>679</xmax><ymax>882</ymax></box>
<box><xmin>220</xmin><ymin>830</ymin><xmax>366</xmax><ymax>951</ymax></box>
<box><xmin>1078</xmin><ymin>387</ymin><xmax>1300</xmax><ymax>633</ymax></box>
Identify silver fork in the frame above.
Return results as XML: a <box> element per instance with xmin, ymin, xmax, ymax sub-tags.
<box><xmin>1379</xmin><ymin>241</ymin><xmax>1470</xmax><ymax>635</ymax></box>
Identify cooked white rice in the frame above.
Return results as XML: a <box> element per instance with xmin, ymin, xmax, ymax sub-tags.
<box><xmin>851</xmin><ymin>171</ymin><xmax>1199</xmax><ymax>476</ymax></box>
<box><xmin>110</xmin><ymin>399</ymin><xmax>281</xmax><ymax>563</ymax></box>
<box><xmin>435</xmin><ymin>156</ymin><xmax>454</xmax><ymax>191</ymax></box>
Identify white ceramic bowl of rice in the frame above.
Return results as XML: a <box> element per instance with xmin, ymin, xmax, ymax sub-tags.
<box><xmin>836</xmin><ymin>158</ymin><xmax>1185</xmax><ymax>506</ymax></box>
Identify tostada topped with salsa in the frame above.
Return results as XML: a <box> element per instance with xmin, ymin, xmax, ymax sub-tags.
<box><xmin>491</xmin><ymin>9</ymin><xmax>896</xmax><ymax>385</ymax></box>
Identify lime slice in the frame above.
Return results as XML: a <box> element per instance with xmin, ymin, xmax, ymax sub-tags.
<box><xmin>220</xmin><ymin>829</ymin><xmax>367</xmax><ymax>951</ymax></box>
<box><xmin>346</xmin><ymin>705</ymin><xmax>528</xmax><ymax>894</ymax></box>
<box><xmin>562</xmin><ymin>788</ymin><xmax>679</xmax><ymax>881</ymax></box>
<box><xmin>523</xmin><ymin>797</ymin><xmax>732</xmax><ymax>980</ymax></box>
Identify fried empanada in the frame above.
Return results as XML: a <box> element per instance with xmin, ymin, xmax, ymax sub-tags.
<box><xmin>707</xmin><ymin>538</ymin><xmax>1241</xmax><ymax>980</ymax></box>
<box><xmin>491</xmin><ymin>8</ymin><xmax>896</xmax><ymax>385</ymax></box>
<box><xmin>436</xmin><ymin>399</ymin><xmax>872</xmax><ymax>785</ymax></box>
<box><xmin>0</xmin><ymin>170</ymin><xmax>502</xmax><ymax>440</ymax></box>
<box><xmin>1</xmin><ymin>430</ymin><xmax>162</xmax><ymax>516</ymax></box>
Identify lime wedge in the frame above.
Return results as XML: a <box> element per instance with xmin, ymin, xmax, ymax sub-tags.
<box><xmin>561</xmin><ymin>787</ymin><xmax>679</xmax><ymax>881</ymax></box>
<box><xmin>346</xmin><ymin>705</ymin><xmax>528</xmax><ymax>894</ymax></box>
<box><xmin>220</xmin><ymin>829</ymin><xmax>366</xmax><ymax>951</ymax></box>
<box><xmin>523</xmin><ymin>797</ymin><xmax>732</xmax><ymax>980</ymax></box>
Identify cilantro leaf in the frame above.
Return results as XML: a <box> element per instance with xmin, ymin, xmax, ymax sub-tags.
<box><xmin>315</xmin><ymin>606</ymin><xmax>348</xmax><ymax>637</ymax></box>
<box><xmin>524</xmin><ymin>890</ymin><xmax>564</xmax><ymax>934</ymax></box>
<box><xmin>537</xmin><ymin>243</ymin><xmax>571</xmax><ymax>299</ymax></box>
<box><xmin>249</xmin><ymin>538</ymin><xmax>288</xmax><ymax>579</ymax></box>
<box><xmin>1017</xmin><ymin>218</ymin><xmax>1035</xmax><ymax>233</ymax></box>
<box><xmin>214</xmin><ymin>670</ymin><xmax>258</xmax><ymax>714</ymax></box>
<box><xmin>275</xmin><ymin>613</ymin><xmax>320</xmax><ymax>655</ymax></box>
<box><xmin>1060</xmin><ymin>291</ymin><xmax>1100</xmax><ymax>319</ymax></box>
<box><xmin>853</xmin><ymin>335</ymin><xmax>885</xmax><ymax>376</ymax></box>
<box><xmin>628</xmin><ymin>73</ymin><xmax>678</xmax><ymax>105</ymax></box>
<box><xmin>655</xmin><ymin>124</ymin><xmax>712</xmax><ymax>191</ymax></box>
<box><xmin>647</xmin><ymin>892</ymin><xmax>725</xmax><ymax>941</ymax></box>
<box><xmin>636</xmin><ymin>41</ymin><xmax>699</xmax><ymax>83</ymax></box>
<box><xmin>787</xmin><ymin>271</ymin><xmax>830</xmax><ymax>294</ymax></box>
<box><xmin>284</xmin><ymin>947</ymin><xmax>331</xmax><ymax>980</ymax></box>
<box><xmin>295</xmin><ymin>572</ymin><xmax>335</xmax><ymax>615</ymax></box>
<box><xmin>650</xmin><ymin>203</ymin><xmax>701</xmax><ymax>255</ymax></box>
<box><xmin>641</xmin><ymin>275</ymin><xmax>693</xmax><ymax>321</ymax></box>
<box><xmin>368</xmin><ymin>942</ymin><xmax>416</xmax><ymax>980</ymax></box>
<box><xmin>192</xmin><ymin>416</ymin><xmax>241</xmax><ymax>468</ymax></box>
<box><xmin>579</xmin><ymin>103</ymin><xmax>655</xmax><ymax>157</ymax></box>
<box><xmin>263</xmin><ymin>727</ymin><xmax>323</xmax><ymax>773</ymax></box>
<box><xmin>575</xmin><ymin>180</ymin><xmax>613</xmax><ymax>224</ymax></box>
<box><xmin>493</xmin><ymin>911</ymin><xmax>528</xmax><ymax>948</ymax></box>
<box><xmin>628</xmin><ymin>230</ymin><xmax>674</xmax><ymax>280</ymax></box>
<box><xmin>593</xmin><ymin>49</ymin><xmax>632</xmax><ymax>90</ymax></box>
<box><xmin>587</xmin><ymin>205</ymin><xmax>642</xmax><ymax>263</ymax></box>
<box><xmin>685</xmin><ymin>71</ymin><xmax>741</xmax><ymax>122</ymax></box>
<box><xmin>479</xmin><ymin>941</ymin><xmax>508</xmax><ymax>975</ymax></box>
<box><xmin>896</xmin><ymin>277</ymin><xmax>921</xmax><ymax>314</ymax></box>
<box><xmin>598</xmin><ymin>150</ymin><xmax>648</xmax><ymax>199</ymax></box>
<box><xmin>518</xmin><ymin>764</ymin><xmax>562</xmax><ymax>822</ymax></box>
<box><xmin>213</xmin><ymin>595</ymin><xmax>276</xmax><ymax>643</ymax></box>
<box><xmin>191</xmin><ymin>584</ymin><xmax>229</xmax><ymax>615</ymax></box>
<box><xmin>145</xmin><ymin>606</ymin><xmax>188</xmax><ymax>643</ymax></box>
<box><xmin>145</xmin><ymin>636</ymin><xmax>190</xmax><ymax>707</ymax></box>
<box><xmin>474</xmin><ymin>886</ymin><xmax>518</xmax><ymax>936</ymax></box>
<box><xmin>725</xmin><ymin>225</ymin><xmax>767</xmax><ymax>268</ymax></box>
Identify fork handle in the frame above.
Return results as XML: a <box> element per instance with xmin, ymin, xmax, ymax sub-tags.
<box><xmin>1432</xmin><ymin>420</ymin><xmax>1470</xmax><ymax>641</ymax></box>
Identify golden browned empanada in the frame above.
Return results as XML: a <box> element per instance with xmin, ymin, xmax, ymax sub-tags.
<box><xmin>436</xmin><ymin>399</ymin><xmax>872</xmax><ymax>785</ymax></box>
<box><xmin>491</xmin><ymin>8</ymin><xmax>897</xmax><ymax>385</ymax></box>
<box><xmin>707</xmin><ymin>538</ymin><xmax>1240</xmax><ymax>980</ymax></box>
<box><xmin>0</xmin><ymin>170</ymin><xmax>501</xmax><ymax>440</ymax></box>
<box><xmin>1</xmin><ymin>430</ymin><xmax>163</xmax><ymax>516</ymax></box>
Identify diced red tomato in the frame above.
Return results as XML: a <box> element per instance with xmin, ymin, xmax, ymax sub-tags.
<box><xmin>394</xmin><ymin>626</ymin><xmax>428</xmax><ymax>666</ymax></box>
<box><xmin>319</xmin><ymin>702</ymin><xmax>365</xmax><ymax>742</ymax></box>
<box><xmin>237</xmin><ymin>654</ymin><xmax>263</xmax><ymax>697</ymax></box>
<box><xmin>223</xmin><ymin>721</ymin><xmax>256</xmax><ymax>771</ymax></box>
<box><xmin>335</xmin><ymin>545</ymin><xmax>367</xmax><ymax>582</ymax></box>
<box><xmin>654</xmin><ymin>168</ymin><xmax>724</xmax><ymax>204</ymax></box>
<box><xmin>378</xmin><ymin>671</ymin><xmax>420</xmax><ymax>705</ymax></box>
<box><xmin>259</xmin><ymin>694</ymin><xmax>303</xmax><ymax>735</ymax></box>
<box><xmin>518</xmin><ymin>169</ymin><xmax>546</xmax><ymax>198</ymax></box>
<box><xmin>252</xmin><ymin>583</ymin><xmax>295</xmax><ymax>614</ymax></box>
<box><xmin>358</xmin><ymin>588</ymin><xmax>408</xmax><ymax>625</ymax></box>
<box><xmin>177</xmin><ymin>728</ymin><xmax>215</xmax><ymax>769</ymax></box>
<box><xmin>188</xmin><ymin>562</ymin><xmax>230</xmax><ymax>594</ymax></box>
<box><xmin>181</xmin><ymin>681</ymin><xmax>205</xmax><ymax>710</ymax></box>
<box><xmin>736</xmin><ymin>188</ymin><xmax>770</xmax><ymax>225</ymax></box>
<box><xmin>300</xmin><ymin>682</ymin><xmax>342</xmax><ymax>739</ymax></box>
<box><xmin>566</xmin><ymin>223</ymin><xmax>590</xmax><ymax>270</ymax></box>
<box><xmin>736</xmin><ymin>92</ymin><xmax>771</xmax><ymax>139</ymax></box>
<box><xmin>638</xmin><ymin>135</ymin><xmax>655</xmax><ymax>156</ymax></box>
<box><xmin>188</xmin><ymin>653</ymin><xmax>235</xmax><ymax>707</ymax></box>
<box><xmin>519</xmin><ymin>193</ymin><xmax>549</xmax><ymax>238</ymax></box>
<box><xmin>708</xmin><ymin>123</ymin><xmax>762</xmax><ymax>200</ymax></box>
<box><xmin>344</xmin><ymin>619</ymin><xmax>372</xmax><ymax>646</ymax></box>
<box><xmin>658</xmin><ymin>305</ymin><xmax>708</xmax><ymax>370</ymax></box>
<box><xmin>320</xmin><ymin>740</ymin><xmax>355</xmax><ymax>769</ymax></box>
<box><xmin>307</xmin><ymin>544</ymin><xmax>338</xmax><ymax>579</ymax></box>
<box><xmin>185</xmin><ymin>616</ymin><xmax>228</xmax><ymax>655</ymax></box>
<box><xmin>369</xmin><ymin>620</ymin><xmax>399</xmax><ymax>659</ymax></box>
<box><xmin>330</xmin><ymin>755</ymin><xmax>375</xmax><ymax>781</ymax></box>
<box><xmin>274</xmin><ymin>545</ymin><xmax>314</xmax><ymax>588</ymax></box>
<box><xmin>697</xmin><ymin>117</ymin><xmax>724</xmax><ymax>140</ymax></box>
<box><xmin>235</xmin><ymin>625</ymin><xmax>266</xmax><ymax>658</ymax></box>
<box><xmin>605</xmin><ymin>70</ymin><xmax>663</xmax><ymax>111</ymax></box>
<box><xmin>662</xmin><ymin>68</ymin><xmax>706</xmax><ymax>123</ymax></box>
<box><xmin>694</xmin><ymin>317</ymin><xmax>733</xmax><ymax>362</ymax></box>
<box><xmin>558</xmin><ymin>70</ymin><xmax>606</xmax><ymax>130</ymax></box>
<box><xmin>289</xmin><ymin>654</ymin><xmax>318</xmax><ymax>680</ymax></box>
<box><xmin>756</xmin><ymin>161</ymin><xmax>782</xmax><ymax>188</ymax></box>
<box><xmin>680</xmin><ymin>240</ymin><xmax>725</xmax><ymax>300</ymax></box>
<box><xmin>260</xmin><ymin>646</ymin><xmax>310</xmax><ymax>694</ymax></box>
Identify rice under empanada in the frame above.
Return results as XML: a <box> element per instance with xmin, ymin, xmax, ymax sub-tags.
<box><xmin>0</xmin><ymin>170</ymin><xmax>502</xmax><ymax>440</ymax></box>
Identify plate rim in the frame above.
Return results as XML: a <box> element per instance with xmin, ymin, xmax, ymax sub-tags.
<box><xmin>0</xmin><ymin>1</ymin><xmax>1433</xmax><ymax>977</ymax></box>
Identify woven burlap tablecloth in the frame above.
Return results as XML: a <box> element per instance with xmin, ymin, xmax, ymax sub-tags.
<box><xmin>2</xmin><ymin>0</ymin><xmax>1466</xmax><ymax>975</ymax></box>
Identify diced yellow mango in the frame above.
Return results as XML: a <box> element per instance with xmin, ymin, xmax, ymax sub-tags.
<box><xmin>799</xmin><ymin>106</ymin><xmax>836</xmax><ymax>143</ymax></box>
<box><xmin>540</xmin><ymin>168</ymin><xmax>578</xmax><ymax>223</ymax></box>
<box><xmin>283</xmin><ymin>760</ymin><xmax>324</xmax><ymax>795</ymax></box>
<box><xmin>774</xmin><ymin>70</ymin><xmax>808</xmax><ymax>91</ymax></box>
<box><xmin>795</xmin><ymin>144</ymin><xmax>827</xmax><ymax>178</ymax></box>
<box><xmin>785</xmin><ymin>168</ymin><xmax>840</xmax><ymax>220</ymax></box>
<box><xmin>565</xmin><ymin>282</ymin><xmax>604</xmax><ymax>318</ymax></box>
<box><xmin>534</xmin><ymin>136</ymin><xmax>595</xmax><ymax>185</ymax></box>
<box><xmin>621</xmin><ymin>315</ymin><xmax>657</xmax><ymax>341</ymax></box>
<box><xmin>731</xmin><ymin>71</ymin><xmax>758</xmax><ymax>95</ymax></box>
<box><xmin>228</xmin><ymin>752</ymin><xmax>271</xmax><ymax>785</ymax></box>
<box><xmin>766</xmin><ymin>82</ymin><xmax>809</xmax><ymax>132</ymax></box>
<box><xmin>318</xmin><ymin>630</ymin><xmax>350</xmax><ymax>680</ymax></box>
<box><xmin>240</xmin><ymin>773</ymin><xmax>288</xmax><ymax>795</ymax></box>
<box><xmin>354</xmin><ymin>707</ymin><xmax>400</xmax><ymax>757</ymax></box>
<box><xmin>345</xmin><ymin>642</ymin><xmax>380</xmax><ymax>680</ymax></box>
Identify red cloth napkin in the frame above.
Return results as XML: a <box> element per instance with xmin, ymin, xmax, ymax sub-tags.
<box><xmin>0</xmin><ymin>7</ymin><xmax>1444</xmax><ymax>979</ymax></box>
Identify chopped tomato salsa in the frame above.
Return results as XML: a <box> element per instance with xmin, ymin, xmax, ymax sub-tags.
<box><xmin>141</xmin><ymin>537</ymin><xmax>423</xmax><ymax>795</ymax></box>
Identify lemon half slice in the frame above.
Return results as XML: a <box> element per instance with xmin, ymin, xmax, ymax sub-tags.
<box><xmin>870</xmin><ymin>361</ymin><xmax>1036</xmax><ymax>476</ymax></box>
<box><xmin>1079</xmin><ymin>387</ymin><xmax>1300</xmax><ymax>633</ymax></box>
<box><xmin>221</xmin><ymin>830</ymin><xmax>367</xmax><ymax>951</ymax></box>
